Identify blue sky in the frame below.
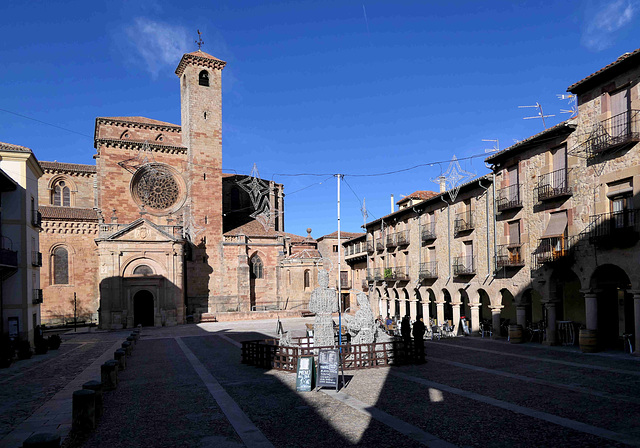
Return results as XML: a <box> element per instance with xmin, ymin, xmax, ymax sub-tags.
<box><xmin>1</xmin><ymin>0</ymin><xmax>639</xmax><ymax>238</ymax></box>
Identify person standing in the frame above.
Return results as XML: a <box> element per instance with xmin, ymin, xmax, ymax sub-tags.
<box><xmin>412</xmin><ymin>318</ymin><xmax>426</xmax><ymax>363</ymax></box>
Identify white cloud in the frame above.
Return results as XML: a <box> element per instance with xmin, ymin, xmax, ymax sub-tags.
<box><xmin>582</xmin><ymin>0</ymin><xmax>636</xmax><ymax>51</ymax></box>
<box><xmin>123</xmin><ymin>18</ymin><xmax>191</xmax><ymax>78</ymax></box>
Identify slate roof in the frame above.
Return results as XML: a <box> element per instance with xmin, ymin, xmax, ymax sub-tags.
<box><xmin>41</xmin><ymin>161</ymin><xmax>96</xmax><ymax>174</ymax></box>
<box><xmin>567</xmin><ymin>48</ymin><xmax>640</xmax><ymax>94</ymax></box>
<box><xmin>40</xmin><ymin>206</ymin><xmax>99</xmax><ymax>221</ymax></box>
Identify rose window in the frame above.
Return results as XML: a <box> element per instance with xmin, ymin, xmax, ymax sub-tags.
<box><xmin>130</xmin><ymin>163</ymin><xmax>186</xmax><ymax>214</ymax></box>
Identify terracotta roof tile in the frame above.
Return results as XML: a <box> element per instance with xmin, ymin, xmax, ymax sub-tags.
<box><xmin>175</xmin><ymin>51</ymin><xmax>227</xmax><ymax>77</ymax></box>
<box><xmin>40</xmin><ymin>206</ymin><xmax>99</xmax><ymax>221</ymax></box>
<box><xmin>185</xmin><ymin>50</ymin><xmax>225</xmax><ymax>61</ymax></box>
<box><xmin>0</xmin><ymin>142</ymin><xmax>33</xmax><ymax>153</ymax></box>
<box><xmin>285</xmin><ymin>249</ymin><xmax>322</xmax><ymax>260</ymax></box>
<box><xmin>224</xmin><ymin>220</ymin><xmax>307</xmax><ymax>242</ymax></box>
<box><xmin>397</xmin><ymin>190</ymin><xmax>439</xmax><ymax>204</ymax></box>
<box><xmin>40</xmin><ymin>161</ymin><xmax>96</xmax><ymax>174</ymax></box>
<box><xmin>318</xmin><ymin>231</ymin><xmax>365</xmax><ymax>240</ymax></box>
<box><xmin>567</xmin><ymin>48</ymin><xmax>640</xmax><ymax>94</ymax></box>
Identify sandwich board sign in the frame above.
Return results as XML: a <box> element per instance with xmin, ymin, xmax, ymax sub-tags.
<box><xmin>296</xmin><ymin>356</ymin><xmax>314</xmax><ymax>392</ymax></box>
<box><xmin>316</xmin><ymin>348</ymin><xmax>340</xmax><ymax>391</ymax></box>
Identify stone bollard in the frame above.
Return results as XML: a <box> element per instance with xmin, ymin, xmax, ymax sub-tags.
<box><xmin>114</xmin><ymin>349</ymin><xmax>126</xmax><ymax>370</ymax></box>
<box><xmin>122</xmin><ymin>341</ymin><xmax>132</xmax><ymax>356</ymax></box>
<box><xmin>101</xmin><ymin>361</ymin><xmax>118</xmax><ymax>390</ymax></box>
<box><xmin>72</xmin><ymin>389</ymin><xmax>95</xmax><ymax>431</ymax></box>
<box><xmin>131</xmin><ymin>332</ymin><xmax>139</xmax><ymax>341</ymax></box>
<box><xmin>82</xmin><ymin>380</ymin><xmax>103</xmax><ymax>419</ymax></box>
<box><xmin>128</xmin><ymin>334</ymin><xmax>136</xmax><ymax>345</ymax></box>
<box><xmin>22</xmin><ymin>432</ymin><xmax>61</xmax><ymax>448</ymax></box>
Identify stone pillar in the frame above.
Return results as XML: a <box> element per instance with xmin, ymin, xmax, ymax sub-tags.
<box><xmin>436</xmin><ymin>301</ymin><xmax>445</xmax><ymax>326</ymax></box>
<box><xmin>516</xmin><ymin>305</ymin><xmax>527</xmax><ymax>327</ymax></box>
<box><xmin>633</xmin><ymin>291</ymin><xmax>640</xmax><ymax>357</ymax></box>
<box><xmin>470</xmin><ymin>305</ymin><xmax>480</xmax><ymax>335</ymax></box>
<box><xmin>422</xmin><ymin>302</ymin><xmax>430</xmax><ymax>324</ymax></box>
<box><xmin>452</xmin><ymin>302</ymin><xmax>461</xmax><ymax>333</ymax></box>
<box><xmin>544</xmin><ymin>302</ymin><xmax>557</xmax><ymax>346</ymax></box>
<box><xmin>584</xmin><ymin>291</ymin><xmax>598</xmax><ymax>330</ymax></box>
<box><xmin>490</xmin><ymin>306</ymin><xmax>502</xmax><ymax>339</ymax></box>
<box><xmin>409</xmin><ymin>300</ymin><xmax>417</xmax><ymax>320</ymax></box>
<box><xmin>72</xmin><ymin>389</ymin><xmax>95</xmax><ymax>431</ymax></box>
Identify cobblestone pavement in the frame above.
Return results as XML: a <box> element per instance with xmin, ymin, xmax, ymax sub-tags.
<box><xmin>1</xmin><ymin>319</ymin><xmax>639</xmax><ymax>447</ymax></box>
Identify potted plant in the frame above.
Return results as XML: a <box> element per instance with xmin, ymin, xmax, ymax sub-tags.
<box><xmin>47</xmin><ymin>334</ymin><xmax>62</xmax><ymax>350</ymax></box>
<box><xmin>384</xmin><ymin>268</ymin><xmax>393</xmax><ymax>279</ymax></box>
<box><xmin>17</xmin><ymin>340</ymin><xmax>33</xmax><ymax>360</ymax></box>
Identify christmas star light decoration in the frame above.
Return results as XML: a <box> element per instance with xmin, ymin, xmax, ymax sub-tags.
<box><xmin>237</xmin><ymin>163</ymin><xmax>272</xmax><ymax>230</ymax></box>
<box><xmin>433</xmin><ymin>155</ymin><xmax>475</xmax><ymax>202</ymax></box>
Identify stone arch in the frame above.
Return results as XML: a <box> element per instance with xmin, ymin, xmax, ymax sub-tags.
<box><xmin>426</xmin><ymin>288</ymin><xmax>437</xmax><ymax>323</ymax></box>
<box><xmin>589</xmin><ymin>264</ymin><xmax>633</xmax><ymax>348</ymax></box>
<box><xmin>120</xmin><ymin>129</ymin><xmax>132</xmax><ymax>139</ymax></box>
<box><xmin>499</xmin><ymin>288</ymin><xmax>517</xmax><ymax>336</ymax></box>
<box><xmin>402</xmin><ymin>288</ymin><xmax>410</xmax><ymax>318</ymax></box>
<box><xmin>442</xmin><ymin>288</ymin><xmax>453</xmax><ymax>323</ymax></box>
<box><xmin>155</xmin><ymin>133</ymin><xmax>165</xmax><ymax>142</ymax></box>
<box><xmin>521</xmin><ymin>288</ymin><xmax>544</xmax><ymax>325</ymax></box>
<box><xmin>477</xmin><ymin>288</ymin><xmax>491</xmax><ymax>324</ymax></box>
<box><xmin>133</xmin><ymin>289</ymin><xmax>155</xmax><ymax>327</ymax></box>
<box><xmin>48</xmin><ymin>175</ymin><xmax>77</xmax><ymax>207</ymax></box>
<box><xmin>199</xmin><ymin>70</ymin><xmax>210</xmax><ymax>87</ymax></box>
<box><xmin>459</xmin><ymin>288</ymin><xmax>471</xmax><ymax>321</ymax></box>
<box><xmin>122</xmin><ymin>256</ymin><xmax>167</xmax><ymax>278</ymax></box>
<box><xmin>415</xmin><ymin>288</ymin><xmax>423</xmax><ymax>320</ymax></box>
<box><xmin>50</xmin><ymin>244</ymin><xmax>72</xmax><ymax>285</ymax></box>
<box><xmin>392</xmin><ymin>288</ymin><xmax>400</xmax><ymax>318</ymax></box>
<box><xmin>550</xmin><ymin>267</ymin><xmax>583</xmax><ymax>324</ymax></box>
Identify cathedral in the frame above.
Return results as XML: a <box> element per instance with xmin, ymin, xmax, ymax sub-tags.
<box><xmin>38</xmin><ymin>50</ymin><xmax>323</xmax><ymax>328</ymax></box>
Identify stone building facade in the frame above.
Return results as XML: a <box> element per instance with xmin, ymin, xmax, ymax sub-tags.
<box><xmin>353</xmin><ymin>48</ymin><xmax>640</xmax><ymax>352</ymax></box>
<box><xmin>37</xmin><ymin>50</ymin><xmax>315</xmax><ymax>328</ymax></box>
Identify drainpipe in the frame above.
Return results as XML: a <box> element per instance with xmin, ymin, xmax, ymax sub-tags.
<box><xmin>492</xmin><ymin>174</ymin><xmax>497</xmax><ymax>276</ymax></box>
<box><xmin>440</xmin><ymin>196</ymin><xmax>451</xmax><ymax>284</ymax></box>
<box><xmin>479</xmin><ymin>179</ymin><xmax>491</xmax><ymax>284</ymax></box>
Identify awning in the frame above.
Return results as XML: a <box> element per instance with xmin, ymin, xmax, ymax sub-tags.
<box><xmin>542</xmin><ymin>212</ymin><xmax>567</xmax><ymax>238</ymax></box>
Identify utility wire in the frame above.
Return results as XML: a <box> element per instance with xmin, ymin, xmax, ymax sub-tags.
<box><xmin>0</xmin><ymin>108</ymin><xmax>93</xmax><ymax>138</ymax></box>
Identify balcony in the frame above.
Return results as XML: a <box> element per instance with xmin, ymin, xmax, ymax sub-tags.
<box><xmin>31</xmin><ymin>251</ymin><xmax>43</xmax><ymax>267</ymax></box>
<box><xmin>581</xmin><ymin>110</ymin><xmax>640</xmax><ymax>159</ymax></box>
<box><xmin>386</xmin><ymin>233</ymin><xmax>397</xmax><ymax>248</ymax></box>
<box><xmin>32</xmin><ymin>288</ymin><xmax>43</xmax><ymax>305</ymax></box>
<box><xmin>421</xmin><ymin>222</ymin><xmax>436</xmax><ymax>241</ymax></box>
<box><xmin>375</xmin><ymin>238</ymin><xmax>384</xmax><ymax>252</ymax></box>
<box><xmin>345</xmin><ymin>242</ymin><xmax>367</xmax><ymax>259</ymax></box>
<box><xmin>454</xmin><ymin>212</ymin><xmax>474</xmax><ymax>234</ymax></box>
<box><xmin>31</xmin><ymin>209</ymin><xmax>42</xmax><ymax>228</ymax></box>
<box><xmin>495</xmin><ymin>244</ymin><xmax>525</xmax><ymax>269</ymax></box>
<box><xmin>396</xmin><ymin>230</ymin><xmax>409</xmax><ymax>246</ymax></box>
<box><xmin>373</xmin><ymin>268</ymin><xmax>383</xmax><ymax>282</ymax></box>
<box><xmin>366</xmin><ymin>269</ymin><xmax>375</xmax><ymax>281</ymax></box>
<box><xmin>531</xmin><ymin>236</ymin><xmax>574</xmax><ymax>270</ymax></box>
<box><xmin>536</xmin><ymin>168</ymin><xmax>572</xmax><ymax>202</ymax></box>
<box><xmin>587</xmin><ymin>209</ymin><xmax>639</xmax><ymax>247</ymax></box>
<box><xmin>496</xmin><ymin>184</ymin><xmax>522</xmax><ymax>212</ymax></box>
<box><xmin>0</xmin><ymin>236</ymin><xmax>18</xmax><ymax>268</ymax></box>
<box><xmin>453</xmin><ymin>256</ymin><xmax>476</xmax><ymax>276</ymax></box>
<box><xmin>366</xmin><ymin>240</ymin><xmax>374</xmax><ymax>253</ymax></box>
<box><xmin>395</xmin><ymin>265</ymin><xmax>410</xmax><ymax>281</ymax></box>
<box><xmin>419</xmin><ymin>261</ymin><xmax>437</xmax><ymax>280</ymax></box>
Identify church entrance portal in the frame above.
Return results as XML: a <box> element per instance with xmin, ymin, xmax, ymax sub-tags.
<box><xmin>133</xmin><ymin>290</ymin><xmax>155</xmax><ymax>327</ymax></box>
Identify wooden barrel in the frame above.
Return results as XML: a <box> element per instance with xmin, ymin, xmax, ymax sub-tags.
<box><xmin>509</xmin><ymin>325</ymin><xmax>523</xmax><ymax>344</ymax></box>
<box><xmin>579</xmin><ymin>329</ymin><xmax>598</xmax><ymax>353</ymax></box>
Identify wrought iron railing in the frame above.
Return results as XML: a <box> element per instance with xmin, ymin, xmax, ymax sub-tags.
<box><xmin>386</xmin><ymin>233</ymin><xmax>397</xmax><ymax>248</ymax></box>
<box><xmin>454</xmin><ymin>212</ymin><xmax>473</xmax><ymax>234</ymax></box>
<box><xmin>496</xmin><ymin>184</ymin><xmax>522</xmax><ymax>211</ymax></box>
<box><xmin>0</xmin><ymin>236</ymin><xmax>18</xmax><ymax>267</ymax></box>
<box><xmin>531</xmin><ymin>236</ymin><xmax>575</xmax><ymax>270</ymax></box>
<box><xmin>582</xmin><ymin>110</ymin><xmax>640</xmax><ymax>158</ymax></box>
<box><xmin>31</xmin><ymin>251</ymin><xmax>43</xmax><ymax>267</ymax></box>
<box><xmin>419</xmin><ymin>261</ymin><xmax>437</xmax><ymax>279</ymax></box>
<box><xmin>383</xmin><ymin>267</ymin><xmax>395</xmax><ymax>281</ymax></box>
<box><xmin>421</xmin><ymin>222</ymin><xmax>436</xmax><ymax>241</ymax></box>
<box><xmin>536</xmin><ymin>168</ymin><xmax>571</xmax><ymax>202</ymax></box>
<box><xmin>396</xmin><ymin>230</ymin><xmax>409</xmax><ymax>246</ymax></box>
<box><xmin>375</xmin><ymin>238</ymin><xmax>384</xmax><ymax>251</ymax></box>
<box><xmin>374</xmin><ymin>268</ymin><xmax>383</xmax><ymax>281</ymax></box>
<box><xmin>394</xmin><ymin>265</ymin><xmax>410</xmax><ymax>281</ymax></box>
<box><xmin>495</xmin><ymin>244</ymin><xmax>525</xmax><ymax>269</ymax></box>
<box><xmin>32</xmin><ymin>288</ymin><xmax>43</xmax><ymax>304</ymax></box>
<box><xmin>366</xmin><ymin>240</ymin><xmax>374</xmax><ymax>253</ymax></box>
<box><xmin>587</xmin><ymin>209</ymin><xmax>639</xmax><ymax>242</ymax></box>
<box><xmin>31</xmin><ymin>209</ymin><xmax>42</xmax><ymax>228</ymax></box>
<box><xmin>366</xmin><ymin>269</ymin><xmax>375</xmax><ymax>281</ymax></box>
<box><xmin>453</xmin><ymin>256</ymin><xmax>476</xmax><ymax>275</ymax></box>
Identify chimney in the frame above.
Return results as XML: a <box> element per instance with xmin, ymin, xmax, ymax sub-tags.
<box><xmin>438</xmin><ymin>176</ymin><xmax>446</xmax><ymax>193</ymax></box>
<box><xmin>390</xmin><ymin>194</ymin><xmax>395</xmax><ymax>213</ymax></box>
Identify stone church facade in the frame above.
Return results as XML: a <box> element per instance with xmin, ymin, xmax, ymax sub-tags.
<box><xmin>38</xmin><ymin>50</ymin><xmax>321</xmax><ymax>328</ymax></box>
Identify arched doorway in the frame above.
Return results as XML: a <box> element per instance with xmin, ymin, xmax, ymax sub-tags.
<box><xmin>133</xmin><ymin>290</ymin><xmax>154</xmax><ymax>327</ymax></box>
<box><xmin>403</xmin><ymin>289</ymin><xmax>410</xmax><ymax>318</ymax></box>
<box><xmin>522</xmin><ymin>288</ymin><xmax>544</xmax><ymax>325</ymax></box>
<box><xmin>460</xmin><ymin>289</ymin><xmax>471</xmax><ymax>321</ymax></box>
<box><xmin>393</xmin><ymin>289</ymin><xmax>400</xmax><ymax>318</ymax></box>
<box><xmin>478</xmin><ymin>289</ymin><xmax>491</xmax><ymax>323</ymax></box>
<box><xmin>590</xmin><ymin>264</ymin><xmax>633</xmax><ymax>349</ymax></box>
<box><xmin>427</xmin><ymin>289</ymin><xmax>437</xmax><ymax>324</ymax></box>
<box><xmin>551</xmin><ymin>268</ymin><xmax>583</xmax><ymax>324</ymax></box>
<box><xmin>415</xmin><ymin>290</ymin><xmax>423</xmax><ymax>320</ymax></box>
<box><xmin>443</xmin><ymin>289</ymin><xmax>453</xmax><ymax>324</ymax></box>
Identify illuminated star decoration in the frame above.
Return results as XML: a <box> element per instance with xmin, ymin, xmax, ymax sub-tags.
<box><xmin>237</xmin><ymin>163</ymin><xmax>272</xmax><ymax>231</ymax></box>
<box><xmin>437</xmin><ymin>155</ymin><xmax>475</xmax><ymax>202</ymax></box>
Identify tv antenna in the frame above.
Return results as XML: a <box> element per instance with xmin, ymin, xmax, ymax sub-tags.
<box><xmin>557</xmin><ymin>94</ymin><xmax>577</xmax><ymax>117</ymax></box>
<box><xmin>482</xmin><ymin>139</ymin><xmax>499</xmax><ymax>153</ymax></box>
<box><xmin>518</xmin><ymin>102</ymin><xmax>554</xmax><ymax>129</ymax></box>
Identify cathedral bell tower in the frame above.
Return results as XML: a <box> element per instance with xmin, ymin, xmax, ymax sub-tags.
<box><xmin>175</xmin><ymin>50</ymin><xmax>226</xmax><ymax>314</ymax></box>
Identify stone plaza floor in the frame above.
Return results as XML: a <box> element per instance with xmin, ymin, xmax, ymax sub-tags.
<box><xmin>1</xmin><ymin>318</ymin><xmax>639</xmax><ymax>447</ymax></box>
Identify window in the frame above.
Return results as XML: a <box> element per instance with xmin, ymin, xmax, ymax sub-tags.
<box><xmin>250</xmin><ymin>256</ymin><xmax>263</xmax><ymax>279</ymax></box>
<box><xmin>508</xmin><ymin>221</ymin><xmax>521</xmax><ymax>245</ymax></box>
<box><xmin>133</xmin><ymin>265</ymin><xmax>153</xmax><ymax>276</ymax></box>
<box><xmin>333</xmin><ymin>245</ymin><xmax>338</xmax><ymax>253</ymax></box>
<box><xmin>53</xmin><ymin>247</ymin><xmax>69</xmax><ymax>284</ymax></box>
<box><xmin>304</xmin><ymin>269</ymin><xmax>310</xmax><ymax>289</ymax></box>
<box><xmin>52</xmin><ymin>179</ymin><xmax>71</xmax><ymax>206</ymax></box>
<box><xmin>199</xmin><ymin>70</ymin><xmax>210</xmax><ymax>87</ymax></box>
